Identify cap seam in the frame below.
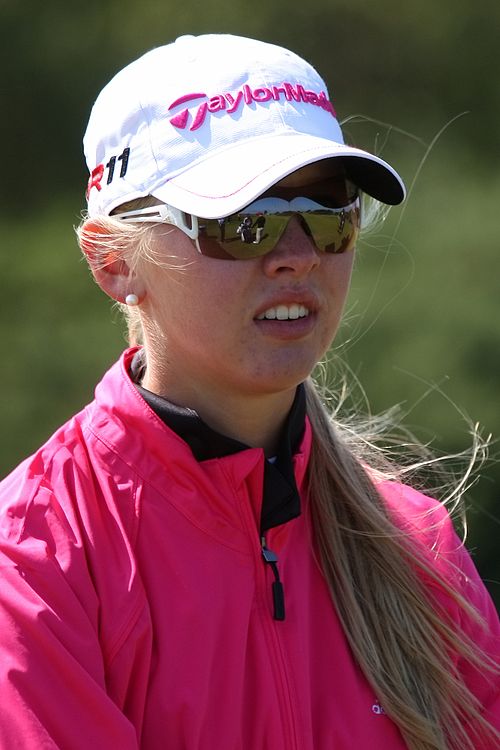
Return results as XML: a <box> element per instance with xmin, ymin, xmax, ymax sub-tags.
<box><xmin>154</xmin><ymin>141</ymin><xmax>344</xmax><ymax>202</ymax></box>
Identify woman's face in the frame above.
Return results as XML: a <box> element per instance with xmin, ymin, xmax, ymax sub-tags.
<box><xmin>136</xmin><ymin>165</ymin><xmax>356</xmax><ymax>403</ymax></box>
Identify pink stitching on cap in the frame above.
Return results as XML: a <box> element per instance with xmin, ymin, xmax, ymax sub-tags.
<box><xmin>169</xmin><ymin>109</ymin><xmax>190</xmax><ymax>129</ymax></box>
<box><xmin>168</xmin><ymin>92</ymin><xmax>207</xmax><ymax>110</ymax></box>
<box><xmin>224</xmin><ymin>91</ymin><xmax>243</xmax><ymax>113</ymax></box>
<box><xmin>168</xmin><ymin>81</ymin><xmax>336</xmax><ymax>133</ymax></box>
<box><xmin>166</xmin><ymin>143</ymin><xmax>343</xmax><ymax>201</ymax></box>
<box><xmin>190</xmin><ymin>102</ymin><xmax>208</xmax><ymax>131</ymax></box>
<box><xmin>86</xmin><ymin>164</ymin><xmax>105</xmax><ymax>197</ymax></box>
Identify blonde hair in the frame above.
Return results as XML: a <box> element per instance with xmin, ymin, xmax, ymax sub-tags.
<box><xmin>305</xmin><ymin>381</ymin><xmax>498</xmax><ymax>749</ymax></box>
<box><xmin>77</xmin><ymin>200</ymin><xmax>499</xmax><ymax>750</ymax></box>
<box><xmin>77</xmin><ymin>196</ymin><xmax>163</xmax><ymax>346</ymax></box>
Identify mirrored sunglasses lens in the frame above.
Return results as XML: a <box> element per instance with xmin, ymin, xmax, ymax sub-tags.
<box><xmin>197</xmin><ymin>213</ymin><xmax>288</xmax><ymax>259</ymax></box>
<box><xmin>305</xmin><ymin>205</ymin><xmax>360</xmax><ymax>253</ymax></box>
<box><xmin>196</xmin><ymin>201</ymin><xmax>360</xmax><ymax>259</ymax></box>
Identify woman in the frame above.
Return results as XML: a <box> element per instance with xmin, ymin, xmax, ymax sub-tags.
<box><xmin>0</xmin><ymin>34</ymin><xmax>498</xmax><ymax>750</ymax></box>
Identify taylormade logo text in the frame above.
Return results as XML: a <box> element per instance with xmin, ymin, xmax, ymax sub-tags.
<box><xmin>168</xmin><ymin>82</ymin><xmax>336</xmax><ymax>131</ymax></box>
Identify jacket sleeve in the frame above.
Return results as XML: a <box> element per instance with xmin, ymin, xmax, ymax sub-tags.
<box><xmin>452</xmin><ymin>537</ymin><xmax>500</xmax><ymax>745</ymax></box>
<box><xmin>381</xmin><ymin>481</ymin><xmax>500</xmax><ymax>746</ymax></box>
<box><xmin>0</xmin><ymin>466</ymin><xmax>140</xmax><ymax>749</ymax></box>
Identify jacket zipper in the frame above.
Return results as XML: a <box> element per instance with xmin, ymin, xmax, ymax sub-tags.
<box><xmin>259</xmin><ymin>530</ymin><xmax>299</xmax><ymax>749</ymax></box>
<box><xmin>261</xmin><ymin>535</ymin><xmax>285</xmax><ymax>621</ymax></box>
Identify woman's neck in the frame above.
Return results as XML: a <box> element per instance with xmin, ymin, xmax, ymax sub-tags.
<box><xmin>141</xmin><ymin>367</ymin><xmax>296</xmax><ymax>457</ymax></box>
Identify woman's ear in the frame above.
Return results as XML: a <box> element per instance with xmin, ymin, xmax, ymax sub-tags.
<box><xmin>80</xmin><ymin>219</ymin><xmax>146</xmax><ymax>304</ymax></box>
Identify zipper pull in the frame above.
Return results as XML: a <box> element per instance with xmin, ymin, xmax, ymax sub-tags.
<box><xmin>261</xmin><ymin>536</ymin><xmax>286</xmax><ymax>621</ymax></box>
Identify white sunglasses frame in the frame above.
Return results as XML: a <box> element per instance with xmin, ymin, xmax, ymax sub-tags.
<box><xmin>112</xmin><ymin>195</ymin><xmax>362</xmax><ymax>256</ymax></box>
<box><xmin>113</xmin><ymin>203</ymin><xmax>202</xmax><ymax>243</ymax></box>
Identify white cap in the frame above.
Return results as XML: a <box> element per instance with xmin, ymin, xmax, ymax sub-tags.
<box><xmin>84</xmin><ymin>34</ymin><xmax>405</xmax><ymax>219</ymax></box>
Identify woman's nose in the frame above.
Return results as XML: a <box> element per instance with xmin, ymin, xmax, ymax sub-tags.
<box><xmin>261</xmin><ymin>215</ymin><xmax>320</xmax><ymax>278</ymax></box>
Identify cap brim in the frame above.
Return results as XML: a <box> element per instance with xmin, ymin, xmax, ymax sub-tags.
<box><xmin>151</xmin><ymin>132</ymin><xmax>405</xmax><ymax>218</ymax></box>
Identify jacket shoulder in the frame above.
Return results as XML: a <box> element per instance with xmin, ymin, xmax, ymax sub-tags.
<box><xmin>0</xmin><ymin>413</ymin><xmax>90</xmax><ymax>541</ymax></box>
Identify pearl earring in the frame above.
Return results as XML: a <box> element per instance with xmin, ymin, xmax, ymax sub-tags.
<box><xmin>125</xmin><ymin>293</ymin><xmax>139</xmax><ymax>307</ymax></box>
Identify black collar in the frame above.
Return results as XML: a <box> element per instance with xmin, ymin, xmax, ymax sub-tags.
<box><xmin>130</xmin><ymin>350</ymin><xmax>304</xmax><ymax>532</ymax></box>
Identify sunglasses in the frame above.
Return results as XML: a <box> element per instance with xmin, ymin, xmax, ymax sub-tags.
<box><xmin>113</xmin><ymin>179</ymin><xmax>360</xmax><ymax>260</ymax></box>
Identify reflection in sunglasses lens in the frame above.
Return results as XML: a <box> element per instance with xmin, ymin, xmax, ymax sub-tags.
<box><xmin>197</xmin><ymin>200</ymin><xmax>360</xmax><ymax>260</ymax></box>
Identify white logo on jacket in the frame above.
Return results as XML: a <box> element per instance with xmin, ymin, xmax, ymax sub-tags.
<box><xmin>372</xmin><ymin>701</ymin><xmax>386</xmax><ymax>715</ymax></box>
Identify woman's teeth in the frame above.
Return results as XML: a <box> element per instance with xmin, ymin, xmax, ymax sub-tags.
<box><xmin>256</xmin><ymin>304</ymin><xmax>310</xmax><ymax>321</ymax></box>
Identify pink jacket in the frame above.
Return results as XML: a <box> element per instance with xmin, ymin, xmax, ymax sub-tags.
<box><xmin>0</xmin><ymin>349</ymin><xmax>498</xmax><ymax>749</ymax></box>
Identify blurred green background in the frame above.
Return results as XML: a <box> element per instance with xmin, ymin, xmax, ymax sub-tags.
<box><xmin>1</xmin><ymin>1</ymin><xmax>499</xmax><ymax>605</ymax></box>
